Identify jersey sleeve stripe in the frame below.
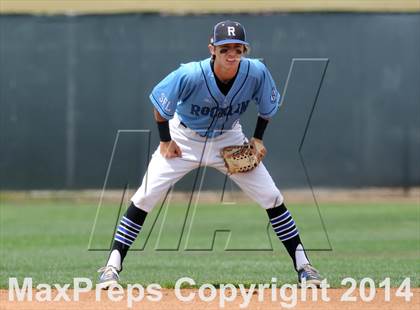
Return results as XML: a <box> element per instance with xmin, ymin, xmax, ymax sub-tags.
<box><xmin>149</xmin><ymin>93</ymin><xmax>174</xmax><ymax>119</ymax></box>
<box><xmin>259</xmin><ymin>104</ymin><xmax>278</xmax><ymax>117</ymax></box>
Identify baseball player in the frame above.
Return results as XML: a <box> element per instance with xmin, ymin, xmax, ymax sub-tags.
<box><xmin>98</xmin><ymin>20</ymin><xmax>323</xmax><ymax>288</ymax></box>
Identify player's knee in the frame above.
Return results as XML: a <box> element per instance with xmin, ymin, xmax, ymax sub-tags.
<box><xmin>260</xmin><ymin>189</ymin><xmax>283</xmax><ymax>209</ymax></box>
<box><xmin>130</xmin><ymin>199</ymin><xmax>154</xmax><ymax>213</ymax></box>
<box><xmin>130</xmin><ymin>192</ymin><xmax>156</xmax><ymax>213</ymax></box>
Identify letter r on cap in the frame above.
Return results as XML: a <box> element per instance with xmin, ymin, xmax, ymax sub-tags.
<box><xmin>227</xmin><ymin>27</ymin><xmax>235</xmax><ymax>36</ymax></box>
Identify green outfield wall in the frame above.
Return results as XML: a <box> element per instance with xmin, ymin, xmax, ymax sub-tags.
<box><xmin>0</xmin><ymin>13</ymin><xmax>419</xmax><ymax>190</ymax></box>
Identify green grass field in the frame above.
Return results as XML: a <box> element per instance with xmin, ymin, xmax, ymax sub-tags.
<box><xmin>0</xmin><ymin>199</ymin><xmax>418</xmax><ymax>288</ymax></box>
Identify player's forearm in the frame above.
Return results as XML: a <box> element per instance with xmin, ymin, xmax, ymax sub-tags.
<box><xmin>253</xmin><ymin>116</ymin><xmax>269</xmax><ymax>140</ymax></box>
<box><xmin>154</xmin><ymin>108</ymin><xmax>172</xmax><ymax>142</ymax></box>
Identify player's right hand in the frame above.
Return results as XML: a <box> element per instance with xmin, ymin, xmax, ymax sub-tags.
<box><xmin>159</xmin><ymin>140</ymin><xmax>182</xmax><ymax>158</ymax></box>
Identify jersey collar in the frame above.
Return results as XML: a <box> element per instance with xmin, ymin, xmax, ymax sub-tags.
<box><xmin>201</xmin><ymin>57</ymin><xmax>250</xmax><ymax>107</ymax></box>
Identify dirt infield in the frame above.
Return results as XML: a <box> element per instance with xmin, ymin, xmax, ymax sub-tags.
<box><xmin>1</xmin><ymin>288</ymin><xmax>419</xmax><ymax>310</ymax></box>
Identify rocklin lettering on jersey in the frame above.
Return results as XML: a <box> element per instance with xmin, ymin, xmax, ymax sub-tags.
<box><xmin>190</xmin><ymin>100</ymin><xmax>250</xmax><ymax>117</ymax></box>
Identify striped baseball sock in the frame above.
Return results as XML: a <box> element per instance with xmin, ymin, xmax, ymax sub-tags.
<box><xmin>266</xmin><ymin>203</ymin><xmax>310</xmax><ymax>271</ymax></box>
<box><xmin>106</xmin><ymin>202</ymin><xmax>148</xmax><ymax>271</ymax></box>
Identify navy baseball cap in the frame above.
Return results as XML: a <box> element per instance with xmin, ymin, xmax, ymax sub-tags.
<box><xmin>211</xmin><ymin>20</ymin><xmax>249</xmax><ymax>46</ymax></box>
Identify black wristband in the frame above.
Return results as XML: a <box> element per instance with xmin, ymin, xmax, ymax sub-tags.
<box><xmin>157</xmin><ymin>121</ymin><xmax>171</xmax><ymax>142</ymax></box>
<box><xmin>253</xmin><ymin>116</ymin><xmax>269</xmax><ymax>140</ymax></box>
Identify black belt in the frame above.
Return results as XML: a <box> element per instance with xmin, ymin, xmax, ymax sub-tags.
<box><xmin>180</xmin><ymin>121</ymin><xmax>206</xmax><ymax>137</ymax></box>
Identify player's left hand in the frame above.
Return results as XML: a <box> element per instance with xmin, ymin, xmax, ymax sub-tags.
<box><xmin>250</xmin><ymin>137</ymin><xmax>267</xmax><ymax>161</ymax></box>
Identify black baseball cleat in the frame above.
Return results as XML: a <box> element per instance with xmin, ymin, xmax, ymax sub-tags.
<box><xmin>297</xmin><ymin>264</ymin><xmax>323</xmax><ymax>287</ymax></box>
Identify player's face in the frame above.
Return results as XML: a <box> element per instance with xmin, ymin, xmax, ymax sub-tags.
<box><xmin>214</xmin><ymin>43</ymin><xmax>245</xmax><ymax>68</ymax></box>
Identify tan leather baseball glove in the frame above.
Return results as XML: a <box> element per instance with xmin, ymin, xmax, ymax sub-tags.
<box><xmin>220</xmin><ymin>139</ymin><xmax>266</xmax><ymax>174</ymax></box>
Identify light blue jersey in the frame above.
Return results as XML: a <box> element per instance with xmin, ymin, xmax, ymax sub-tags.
<box><xmin>150</xmin><ymin>58</ymin><xmax>281</xmax><ymax>138</ymax></box>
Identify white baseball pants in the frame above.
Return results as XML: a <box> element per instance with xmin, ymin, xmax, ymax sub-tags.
<box><xmin>131</xmin><ymin>115</ymin><xmax>284</xmax><ymax>212</ymax></box>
